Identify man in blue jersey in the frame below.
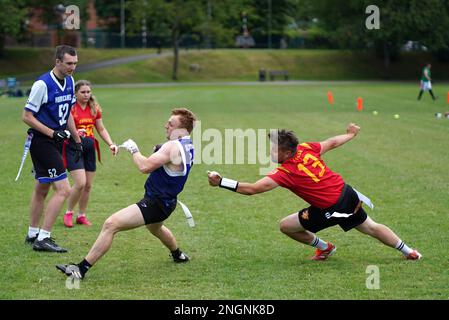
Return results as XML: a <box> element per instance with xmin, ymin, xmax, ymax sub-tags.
<box><xmin>22</xmin><ymin>45</ymin><xmax>82</xmax><ymax>253</ymax></box>
<box><xmin>56</xmin><ymin>108</ymin><xmax>196</xmax><ymax>279</ymax></box>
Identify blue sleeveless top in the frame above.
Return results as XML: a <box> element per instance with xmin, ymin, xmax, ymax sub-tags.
<box><xmin>144</xmin><ymin>136</ymin><xmax>194</xmax><ymax>202</ymax></box>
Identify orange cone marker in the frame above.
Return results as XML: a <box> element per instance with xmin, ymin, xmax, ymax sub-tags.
<box><xmin>327</xmin><ymin>91</ymin><xmax>334</xmax><ymax>105</ymax></box>
<box><xmin>357</xmin><ymin>97</ymin><xmax>363</xmax><ymax>111</ymax></box>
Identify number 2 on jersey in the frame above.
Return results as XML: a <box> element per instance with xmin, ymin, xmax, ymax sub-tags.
<box><xmin>297</xmin><ymin>153</ymin><xmax>325</xmax><ymax>182</ymax></box>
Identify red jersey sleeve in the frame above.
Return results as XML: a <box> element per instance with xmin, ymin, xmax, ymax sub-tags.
<box><xmin>267</xmin><ymin>167</ymin><xmax>289</xmax><ymax>187</ymax></box>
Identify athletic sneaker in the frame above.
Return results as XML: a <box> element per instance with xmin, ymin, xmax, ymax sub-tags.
<box><xmin>311</xmin><ymin>242</ymin><xmax>336</xmax><ymax>261</ymax></box>
<box><xmin>63</xmin><ymin>212</ymin><xmax>73</xmax><ymax>228</ymax></box>
<box><xmin>25</xmin><ymin>234</ymin><xmax>38</xmax><ymax>245</ymax></box>
<box><xmin>171</xmin><ymin>251</ymin><xmax>190</xmax><ymax>263</ymax></box>
<box><xmin>33</xmin><ymin>237</ymin><xmax>67</xmax><ymax>253</ymax></box>
<box><xmin>56</xmin><ymin>264</ymin><xmax>84</xmax><ymax>279</ymax></box>
<box><xmin>76</xmin><ymin>215</ymin><xmax>92</xmax><ymax>226</ymax></box>
<box><xmin>406</xmin><ymin>249</ymin><xmax>422</xmax><ymax>260</ymax></box>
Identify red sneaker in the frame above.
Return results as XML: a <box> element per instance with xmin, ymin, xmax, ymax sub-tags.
<box><xmin>406</xmin><ymin>249</ymin><xmax>422</xmax><ymax>260</ymax></box>
<box><xmin>311</xmin><ymin>242</ymin><xmax>336</xmax><ymax>261</ymax></box>
<box><xmin>76</xmin><ymin>215</ymin><xmax>92</xmax><ymax>226</ymax></box>
<box><xmin>63</xmin><ymin>212</ymin><xmax>73</xmax><ymax>228</ymax></box>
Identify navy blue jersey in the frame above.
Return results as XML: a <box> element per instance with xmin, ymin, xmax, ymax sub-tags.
<box><xmin>24</xmin><ymin>71</ymin><xmax>76</xmax><ymax>131</ymax></box>
<box><xmin>144</xmin><ymin>136</ymin><xmax>194</xmax><ymax>201</ymax></box>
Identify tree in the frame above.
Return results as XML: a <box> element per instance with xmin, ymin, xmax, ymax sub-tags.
<box><xmin>128</xmin><ymin>0</ymin><xmax>206</xmax><ymax>80</ymax></box>
<box><xmin>298</xmin><ymin>0</ymin><xmax>449</xmax><ymax>75</ymax></box>
<box><xmin>0</xmin><ymin>0</ymin><xmax>28</xmax><ymax>56</ymax></box>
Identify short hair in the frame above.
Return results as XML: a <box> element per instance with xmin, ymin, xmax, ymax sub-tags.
<box><xmin>268</xmin><ymin>129</ymin><xmax>298</xmax><ymax>154</ymax></box>
<box><xmin>55</xmin><ymin>45</ymin><xmax>77</xmax><ymax>61</ymax></box>
<box><xmin>171</xmin><ymin>108</ymin><xmax>197</xmax><ymax>133</ymax></box>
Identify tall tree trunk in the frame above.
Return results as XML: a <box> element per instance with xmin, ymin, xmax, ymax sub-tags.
<box><xmin>172</xmin><ymin>26</ymin><xmax>179</xmax><ymax>81</ymax></box>
<box><xmin>0</xmin><ymin>35</ymin><xmax>5</xmax><ymax>58</ymax></box>
<box><xmin>383</xmin><ymin>41</ymin><xmax>391</xmax><ymax>79</ymax></box>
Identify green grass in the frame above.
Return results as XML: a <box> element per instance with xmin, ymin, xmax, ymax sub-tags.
<box><xmin>0</xmin><ymin>82</ymin><xmax>448</xmax><ymax>299</ymax></box>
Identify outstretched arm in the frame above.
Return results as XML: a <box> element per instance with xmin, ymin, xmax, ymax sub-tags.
<box><xmin>319</xmin><ymin>123</ymin><xmax>360</xmax><ymax>155</ymax></box>
<box><xmin>207</xmin><ymin>171</ymin><xmax>279</xmax><ymax>195</ymax></box>
<box><xmin>121</xmin><ymin>139</ymin><xmax>174</xmax><ymax>173</ymax></box>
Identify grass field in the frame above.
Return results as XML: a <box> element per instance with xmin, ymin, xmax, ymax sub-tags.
<box><xmin>0</xmin><ymin>82</ymin><xmax>448</xmax><ymax>300</ymax></box>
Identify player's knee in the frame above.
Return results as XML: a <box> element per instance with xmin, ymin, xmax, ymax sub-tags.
<box><xmin>73</xmin><ymin>179</ymin><xmax>86</xmax><ymax>190</ymax></box>
<box><xmin>103</xmin><ymin>217</ymin><xmax>119</xmax><ymax>233</ymax></box>
<box><xmin>35</xmin><ymin>185</ymin><xmax>50</xmax><ymax>198</ymax></box>
<box><xmin>279</xmin><ymin>218</ymin><xmax>294</xmax><ymax>234</ymax></box>
<box><xmin>84</xmin><ymin>182</ymin><xmax>92</xmax><ymax>193</ymax></box>
<box><xmin>55</xmin><ymin>185</ymin><xmax>71</xmax><ymax>198</ymax></box>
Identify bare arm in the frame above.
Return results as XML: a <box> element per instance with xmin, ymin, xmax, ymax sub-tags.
<box><xmin>95</xmin><ymin>119</ymin><xmax>118</xmax><ymax>155</ymax></box>
<box><xmin>131</xmin><ymin>141</ymin><xmax>174</xmax><ymax>174</ymax></box>
<box><xmin>207</xmin><ymin>171</ymin><xmax>279</xmax><ymax>195</ymax></box>
<box><xmin>22</xmin><ymin>110</ymin><xmax>53</xmax><ymax>138</ymax></box>
<box><xmin>67</xmin><ymin>114</ymin><xmax>81</xmax><ymax>143</ymax></box>
<box><xmin>319</xmin><ymin>123</ymin><xmax>360</xmax><ymax>155</ymax></box>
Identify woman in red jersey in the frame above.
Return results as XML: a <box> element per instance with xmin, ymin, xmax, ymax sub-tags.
<box><xmin>63</xmin><ymin>80</ymin><xmax>118</xmax><ymax>227</ymax></box>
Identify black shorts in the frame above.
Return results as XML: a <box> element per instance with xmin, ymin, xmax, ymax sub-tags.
<box><xmin>297</xmin><ymin>184</ymin><xmax>368</xmax><ymax>233</ymax></box>
<box><xmin>66</xmin><ymin>137</ymin><xmax>96</xmax><ymax>172</ymax></box>
<box><xmin>29</xmin><ymin>130</ymin><xmax>67</xmax><ymax>183</ymax></box>
<box><xmin>136</xmin><ymin>196</ymin><xmax>177</xmax><ymax>225</ymax></box>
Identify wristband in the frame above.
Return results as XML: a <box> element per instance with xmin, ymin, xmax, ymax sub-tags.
<box><xmin>219</xmin><ymin>178</ymin><xmax>239</xmax><ymax>192</ymax></box>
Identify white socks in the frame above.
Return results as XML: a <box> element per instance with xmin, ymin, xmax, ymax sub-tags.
<box><xmin>395</xmin><ymin>240</ymin><xmax>412</xmax><ymax>256</ymax></box>
<box><xmin>310</xmin><ymin>235</ymin><xmax>328</xmax><ymax>250</ymax></box>
<box><xmin>28</xmin><ymin>226</ymin><xmax>40</xmax><ymax>238</ymax></box>
<box><xmin>37</xmin><ymin>229</ymin><xmax>51</xmax><ymax>241</ymax></box>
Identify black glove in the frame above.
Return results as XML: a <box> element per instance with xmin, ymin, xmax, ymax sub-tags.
<box><xmin>53</xmin><ymin>130</ymin><xmax>70</xmax><ymax>143</ymax></box>
<box><xmin>74</xmin><ymin>142</ymin><xmax>83</xmax><ymax>163</ymax></box>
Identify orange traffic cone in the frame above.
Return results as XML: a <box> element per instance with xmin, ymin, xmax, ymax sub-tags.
<box><xmin>447</xmin><ymin>92</ymin><xmax>449</xmax><ymax>104</ymax></box>
<box><xmin>357</xmin><ymin>97</ymin><xmax>363</xmax><ymax>111</ymax></box>
<box><xmin>327</xmin><ymin>91</ymin><xmax>334</xmax><ymax>105</ymax></box>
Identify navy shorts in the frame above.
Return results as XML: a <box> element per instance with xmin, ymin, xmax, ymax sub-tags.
<box><xmin>29</xmin><ymin>130</ymin><xmax>67</xmax><ymax>183</ymax></box>
<box><xmin>136</xmin><ymin>197</ymin><xmax>177</xmax><ymax>225</ymax></box>
<box><xmin>297</xmin><ymin>184</ymin><xmax>368</xmax><ymax>233</ymax></box>
<box><xmin>66</xmin><ymin>137</ymin><xmax>96</xmax><ymax>172</ymax></box>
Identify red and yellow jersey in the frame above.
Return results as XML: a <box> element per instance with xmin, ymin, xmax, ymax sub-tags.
<box><xmin>267</xmin><ymin>142</ymin><xmax>345</xmax><ymax>209</ymax></box>
<box><xmin>70</xmin><ymin>102</ymin><xmax>102</xmax><ymax>138</ymax></box>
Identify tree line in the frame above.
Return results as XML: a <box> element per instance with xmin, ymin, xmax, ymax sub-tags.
<box><xmin>1</xmin><ymin>0</ymin><xmax>449</xmax><ymax>79</ymax></box>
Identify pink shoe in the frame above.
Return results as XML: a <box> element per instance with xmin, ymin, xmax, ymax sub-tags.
<box><xmin>76</xmin><ymin>215</ymin><xmax>92</xmax><ymax>226</ymax></box>
<box><xmin>311</xmin><ymin>242</ymin><xmax>337</xmax><ymax>261</ymax></box>
<box><xmin>63</xmin><ymin>212</ymin><xmax>73</xmax><ymax>228</ymax></box>
<box><xmin>406</xmin><ymin>249</ymin><xmax>422</xmax><ymax>260</ymax></box>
